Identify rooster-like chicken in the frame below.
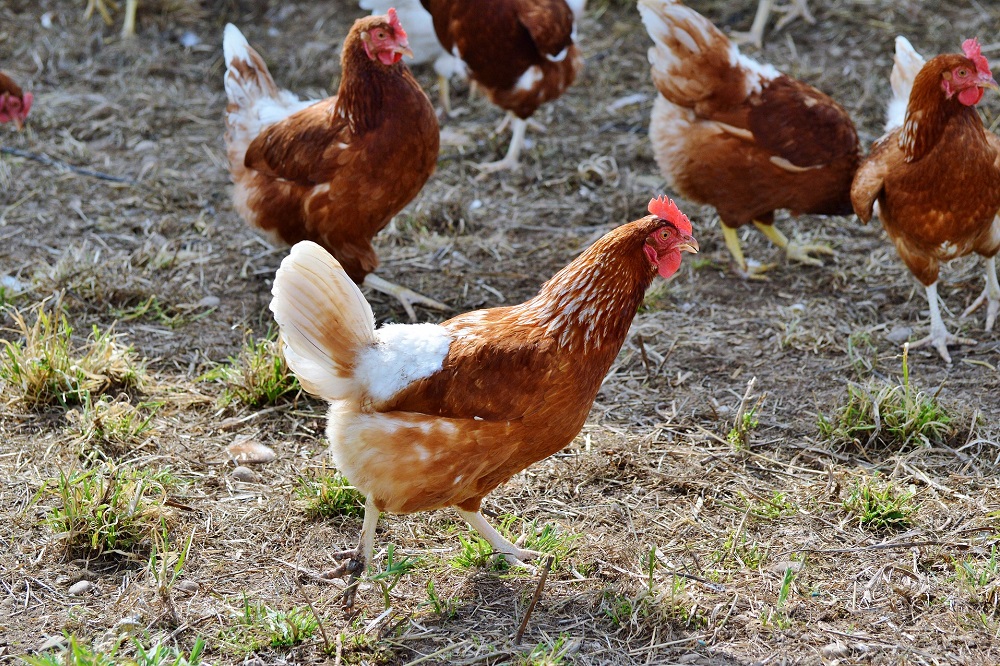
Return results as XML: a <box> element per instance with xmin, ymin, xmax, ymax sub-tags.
<box><xmin>223</xmin><ymin>12</ymin><xmax>444</xmax><ymax>320</ymax></box>
<box><xmin>0</xmin><ymin>72</ymin><xmax>32</xmax><ymax>131</ymax></box>
<box><xmin>639</xmin><ymin>0</ymin><xmax>859</xmax><ymax>279</ymax></box>
<box><xmin>270</xmin><ymin>197</ymin><xmax>698</xmax><ymax>606</ymax></box>
<box><xmin>420</xmin><ymin>0</ymin><xmax>585</xmax><ymax>172</ymax></box>
<box><xmin>359</xmin><ymin>0</ymin><xmax>466</xmax><ymax>114</ymax></box>
<box><xmin>852</xmin><ymin>38</ymin><xmax>1000</xmax><ymax>363</ymax></box>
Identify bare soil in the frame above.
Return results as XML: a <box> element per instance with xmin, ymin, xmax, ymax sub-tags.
<box><xmin>2</xmin><ymin>0</ymin><xmax>1000</xmax><ymax>664</ymax></box>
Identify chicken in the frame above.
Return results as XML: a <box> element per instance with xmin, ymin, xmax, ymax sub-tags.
<box><xmin>851</xmin><ymin>37</ymin><xmax>1000</xmax><ymax>363</ymax></box>
<box><xmin>419</xmin><ymin>0</ymin><xmax>585</xmax><ymax>172</ymax></box>
<box><xmin>223</xmin><ymin>13</ymin><xmax>445</xmax><ymax>321</ymax></box>
<box><xmin>736</xmin><ymin>0</ymin><xmax>814</xmax><ymax>49</ymax></box>
<box><xmin>639</xmin><ymin>0</ymin><xmax>859</xmax><ymax>279</ymax></box>
<box><xmin>83</xmin><ymin>0</ymin><xmax>139</xmax><ymax>38</ymax></box>
<box><xmin>269</xmin><ymin>196</ymin><xmax>699</xmax><ymax>606</ymax></box>
<box><xmin>0</xmin><ymin>72</ymin><xmax>33</xmax><ymax>131</ymax></box>
<box><xmin>359</xmin><ymin>0</ymin><xmax>466</xmax><ymax>114</ymax></box>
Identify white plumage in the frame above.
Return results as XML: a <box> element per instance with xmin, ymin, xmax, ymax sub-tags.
<box><xmin>887</xmin><ymin>36</ymin><xmax>925</xmax><ymax>133</ymax></box>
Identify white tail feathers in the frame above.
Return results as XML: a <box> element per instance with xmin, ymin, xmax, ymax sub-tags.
<box><xmin>223</xmin><ymin>24</ymin><xmax>281</xmax><ymax>111</ymax></box>
<box><xmin>270</xmin><ymin>242</ymin><xmax>376</xmax><ymax>403</ymax></box>
<box><xmin>887</xmin><ymin>36</ymin><xmax>925</xmax><ymax>132</ymax></box>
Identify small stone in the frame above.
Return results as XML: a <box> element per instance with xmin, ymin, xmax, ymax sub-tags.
<box><xmin>68</xmin><ymin>580</ymin><xmax>93</xmax><ymax>596</ymax></box>
<box><xmin>231</xmin><ymin>465</ymin><xmax>258</xmax><ymax>482</ymax></box>
<box><xmin>820</xmin><ymin>641</ymin><xmax>850</xmax><ymax>658</ymax></box>
<box><xmin>886</xmin><ymin>326</ymin><xmax>913</xmax><ymax>344</ymax></box>
<box><xmin>768</xmin><ymin>561</ymin><xmax>804</xmax><ymax>575</ymax></box>
<box><xmin>198</xmin><ymin>296</ymin><xmax>221</xmax><ymax>309</ymax></box>
<box><xmin>174</xmin><ymin>580</ymin><xmax>200</xmax><ymax>595</ymax></box>
<box><xmin>226</xmin><ymin>437</ymin><xmax>276</xmax><ymax>464</ymax></box>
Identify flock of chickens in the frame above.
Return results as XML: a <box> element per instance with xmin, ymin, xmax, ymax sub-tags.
<box><xmin>4</xmin><ymin>0</ymin><xmax>1000</xmax><ymax>607</ymax></box>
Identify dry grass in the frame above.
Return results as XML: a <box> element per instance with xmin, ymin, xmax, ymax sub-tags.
<box><xmin>2</xmin><ymin>0</ymin><xmax>1000</xmax><ymax>664</ymax></box>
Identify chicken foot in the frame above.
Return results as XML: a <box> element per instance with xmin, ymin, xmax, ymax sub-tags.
<box><xmin>363</xmin><ymin>274</ymin><xmax>449</xmax><ymax>322</ymax></box>
<box><xmin>754</xmin><ymin>221</ymin><xmax>834</xmax><ymax>267</ymax></box>
<box><xmin>320</xmin><ymin>497</ymin><xmax>380</xmax><ymax>608</ymax></box>
<box><xmin>721</xmin><ymin>223</ymin><xmax>775</xmax><ymax>280</ymax></box>
<box><xmin>733</xmin><ymin>0</ymin><xmax>815</xmax><ymax>49</ymax></box>
<box><xmin>910</xmin><ymin>282</ymin><xmax>976</xmax><ymax>364</ymax></box>
<box><xmin>458</xmin><ymin>509</ymin><xmax>543</xmax><ymax>568</ymax></box>
<box><xmin>960</xmin><ymin>255</ymin><xmax>1000</xmax><ymax>332</ymax></box>
<box><xmin>476</xmin><ymin>116</ymin><xmax>529</xmax><ymax>174</ymax></box>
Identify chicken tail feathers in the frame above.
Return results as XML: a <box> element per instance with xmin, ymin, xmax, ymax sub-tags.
<box><xmin>887</xmin><ymin>36</ymin><xmax>925</xmax><ymax>132</ymax></box>
<box><xmin>223</xmin><ymin>24</ymin><xmax>280</xmax><ymax>111</ymax></box>
<box><xmin>270</xmin><ymin>241</ymin><xmax>377</xmax><ymax>403</ymax></box>
<box><xmin>638</xmin><ymin>0</ymin><xmax>776</xmax><ymax>109</ymax></box>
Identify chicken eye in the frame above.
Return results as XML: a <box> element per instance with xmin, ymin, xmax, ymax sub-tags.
<box><xmin>660</xmin><ymin>230</ymin><xmax>670</xmax><ymax>240</ymax></box>
<box><xmin>958</xmin><ymin>68</ymin><xmax>969</xmax><ymax>78</ymax></box>
<box><xmin>375</xmin><ymin>30</ymin><xmax>387</xmax><ymax>40</ymax></box>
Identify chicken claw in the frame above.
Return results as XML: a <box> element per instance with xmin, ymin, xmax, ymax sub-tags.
<box><xmin>458</xmin><ymin>509</ymin><xmax>544</xmax><ymax>569</ymax></box>
<box><xmin>753</xmin><ymin>221</ymin><xmax>833</xmax><ymax>267</ymax></box>
<box><xmin>911</xmin><ymin>282</ymin><xmax>976</xmax><ymax>364</ymax></box>
<box><xmin>320</xmin><ymin>548</ymin><xmax>367</xmax><ymax>608</ymax></box>
<box><xmin>363</xmin><ymin>274</ymin><xmax>449</xmax><ymax>322</ymax></box>
<box><xmin>960</xmin><ymin>256</ymin><xmax>1000</xmax><ymax>332</ymax></box>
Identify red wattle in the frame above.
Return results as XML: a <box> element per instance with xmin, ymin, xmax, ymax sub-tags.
<box><xmin>958</xmin><ymin>86</ymin><xmax>984</xmax><ymax>106</ymax></box>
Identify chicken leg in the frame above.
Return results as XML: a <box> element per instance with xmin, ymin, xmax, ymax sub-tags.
<box><xmin>734</xmin><ymin>0</ymin><xmax>815</xmax><ymax>49</ymax></box>
<box><xmin>754</xmin><ymin>221</ymin><xmax>834</xmax><ymax>267</ymax></box>
<box><xmin>910</xmin><ymin>282</ymin><xmax>976</xmax><ymax>364</ymax></box>
<box><xmin>320</xmin><ymin>497</ymin><xmax>380</xmax><ymax>608</ymax></box>
<box><xmin>721</xmin><ymin>223</ymin><xmax>775</xmax><ymax>280</ymax></box>
<box><xmin>475</xmin><ymin>115</ymin><xmax>529</xmax><ymax>174</ymax></box>
<box><xmin>363</xmin><ymin>274</ymin><xmax>449</xmax><ymax>322</ymax></box>
<box><xmin>457</xmin><ymin>509</ymin><xmax>543</xmax><ymax>568</ymax></box>
<box><xmin>961</xmin><ymin>255</ymin><xmax>1000</xmax><ymax>332</ymax></box>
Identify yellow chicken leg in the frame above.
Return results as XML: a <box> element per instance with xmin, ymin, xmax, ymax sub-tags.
<box><xmin>722</xmin><ymin>223</ymin><xmax>775</xmax><ymax>280</ymax></box>
<box><xmin>458</xmin><ymin>509</ymin><xmax>543</xmax><ymax>568</ymax></box>
<box><xmin>910</xmin><ymin>282</ymin><xmax>976</xmax><ymax>364</ymax></box>
<box><xmin>363</xmin><ymin>274</ymin><xmax>449</xmax><ymax>322</ymax></box>
<box><xmin>753</xmin><ymin>221</ymin><xmax>833</xmax><ymax>267</ymax></box>
<box><xmin>961</xmin><ymin>255</ymin><xmax>1000</xmax><ymax>332</ymax></box>
<box><xmin>320</xmin><ymin>497</ymin><xmax>380</xmax><ymax>608</ymax></box>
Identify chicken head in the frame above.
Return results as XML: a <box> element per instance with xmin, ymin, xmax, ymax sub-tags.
<box><xmin>643</xmin><ymin>196</ymin><xmax>700</xmax><ymax>279</ymax></box>
<box><xmin>360</xmin><ymin>8</ymin><xmax>414</xmax><ymax>65</ymax></box>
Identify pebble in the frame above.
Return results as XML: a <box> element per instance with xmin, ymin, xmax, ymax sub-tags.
<box><xmin>68</xmin><ymin>580</ymin><xmax>93</xmax><ymax>596</ymax></box>
<box><xmin>231</xmin><ymin>465</ymin><xmax>258</xmax><ymax>482</ymax></box>
<box><xmin>820</xmin><ymin>641</ymin><xmax>850</xmax><ymax>658</ymax></box>
<box><xmin>226</xmin><ymin>438</ymin><xmax>277</xmax><ymax>464</ymax></box>
<box><xmin>886</xmin><ymin>326</ymin><xmax>913</xmax><ymax>344</ymax></box>
<box><xmin>198</xmin><ymin>296</ymin><xmax>221</xmax><ymax>309</ymax></box>
<box><xmin>174</xmin><ymin>580</ymin><xmax>200</xmax><ymax>595</ymax></box>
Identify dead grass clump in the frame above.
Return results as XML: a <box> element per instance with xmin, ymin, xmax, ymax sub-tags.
<box><xmin>0</xmin><ymin>304</ymin><xmax>143</xmax><ymax>407</ymax></box>
<box><xmin>198</xmin><ymin>331</ymin><xmax>300</xmax><ymax>408</ymax></box>
<box><xmin>295</xmin><ymin>468</ymin><xmax>365</xmax><ymax>520</ymax></box>
<box><xmin>66</xmin><ymin>394</ymin><xmax>159</xmax><ymax>461</ymax></box>
<box><xmin>39</xmin><ymin>463</ymin><xmax>175</xmax><ymax>556</ymax></box>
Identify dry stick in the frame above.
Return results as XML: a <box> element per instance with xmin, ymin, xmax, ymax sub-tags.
<box><xmin>0</xmin><ymin>146</ymin><xmax>139</xmax><ymax>184</ymax></box>
<box><xmin>291</xmin><ymin>559</ymin><xmax>334</xmax><ymax>653</ymax></box>
<box><xmin>514</xmin><ymin>555</ymin><xmax>555</xmax><ymax>645</ymax></box>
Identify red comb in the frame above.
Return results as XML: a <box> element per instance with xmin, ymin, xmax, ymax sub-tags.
<box><xmin>387</xmin><ymin>8</ymin><xmax>407</xmax><ymax>40</ymax></box>
<box><xmin>647</xmin><ymin>196</ymin><xmax>692</xmax><ymax>236</ymax></box>
<box><xmin>962</xmin><ymin>38</ymin><xmax>991</xmax><ymax>78</ymax></box>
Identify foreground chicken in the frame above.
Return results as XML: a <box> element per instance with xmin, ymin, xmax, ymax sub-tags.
<box><xmin>360</xmin><ymin>0</ymin><xmax>466</xmax><ymax>114</ymax></box>
<box><xmin>852</xmin><ymin>38</ymin><xmax>1000</xmax><ymax>363</ymax></box>
<box><xmin>223</xmin><ymin>12</ymin><xmax>444</xmax><ymax>320</ymax></box>
<box><xmin>639</xmin><ymin>0</ymin><xmax>859</xmax><ymax>279</ymax></box>
<box><xmin>270</xmin><ymin>197</ymin><xmax>698</xmax><ymax>606</ymax></box>
<box><xmin>0</xmin><ymin>72</ymin><xmax>33</xmax><ymax>131</ymax></box>
<box><xmin>420</xmin><ymin>0</ymin><xmax>585</xmax><ymax>172</ymax></box>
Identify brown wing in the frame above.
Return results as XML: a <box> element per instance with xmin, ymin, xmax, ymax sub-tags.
<box><xmin>242</xmin><ymin>99</ymin><xmax>354</xmax><ymax>185</ymax></box>
<box><xmin>748</xmin><ymin>76</ymin><xmax>859</xmax><ymax>168</ymax></box>
<box><xmin>512</xmin><ymin>0</ymin><xmax>575</xmax><ymax>59</ymax></box>
<box><xmin>0</xmin><ymin>72</ymin><xmax>24</xmax><ymax>98</ymax></box>
<box><xmin>850</xmin><ymin>132</ymin><xmax>900</xmax><ymax>223</ymax></box>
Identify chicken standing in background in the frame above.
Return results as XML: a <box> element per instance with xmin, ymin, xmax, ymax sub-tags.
<box><xmin>269</xmin><ymin>197</ymin><xmax>698</xmax><ymax>606</ymax></box>
<box><xmin>0</xmin><ymin>72</ymin><xmax>33</xmax><ymax>131</ymax></box>
<box><xmin>639</xmin><ymin>0</ymin><xmax>859</xmax><ymax>279</ymax></box>
<box><xmin>223</xmin><ymin>13</ymin><xmax>445</xmax><ymax>320</ymax></box>
<box><xmin>851</xmin><ymin>38</ymin><xmax>1000</xmax><ymax>363</ymax></box>
<box><xmin>83</xmin><ymin>0</ymin><xmax>139</xmax><ymax>38</ymax></box>
<box><xmin>359</xmin><ymin>0</ymin><xmax>466</xmax><ymax>114</ymax></box>
<box><xmin>420</xmin><ymin>0</ymin><xmax>585</xmax><ymax>172</ymax></box>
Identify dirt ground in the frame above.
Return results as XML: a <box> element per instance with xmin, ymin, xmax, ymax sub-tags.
<box><xmin>2</xmin><ymin>0</ymin><xmax>1000</xmax><ymax>664</ymax></box>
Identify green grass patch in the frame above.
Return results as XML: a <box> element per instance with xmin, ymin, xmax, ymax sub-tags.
<box><xmin>842</xmin><ymin>476</ymin><xmax>916</xmax><ymax>532</ymax></box>
<box><xmin>198</xmin><ymin>330</ymin><xmax>299</xmax><ymax>407</ymax></box>
<box><xmin>1</xmin><ymin>305</ymin><xmax>143</xmax><ymax>407</ymax></box>
<box><xmin>295</xmin><ymin>469</ymin><xmax>365</xmax><ymax>519</ymax></box>
<box><xmin>22</xmin><ymin>634</ymin><xmax>204</xmax><ymax>666</ymax></box>
<box><xmin>67</xmin><ymin>394</ymin><xmax>159</xmax><ymax>459</ymax></box>
<box><xmin>219</xmin><ymin>595</ymin><xmax>319</xmax><ymax>653</ymax></box>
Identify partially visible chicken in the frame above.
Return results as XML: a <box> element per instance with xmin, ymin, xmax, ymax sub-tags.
<box><xmin>359</xmin><ymin>0</ymin><xmax>466</xmax><ymax>114</ymax></box>
<box><xmin>223</xmin><ymin>13</ymin><xmax>445</xmax><ymax>320</ymax></box>
<box><xmin>269</xmin><ymin>197</ymin><xmax>698</xmax><ymax>606</ymax></box>
<box><xmin>852</xmin><ymin>37</ymin><xmax>1000</xmax><ymax>363</ymax></box>
<box><xmin>736</xmin><ymin>0</ymin><xmax>814</xmax><ymax>49</ymax></box>
<box><xmin>640</xmin><ymin>0</ymin><xmax>859</xmax><ymax>278</ymax></box>
<box><xmin>0</xmin><ymin>72</ymin><xmax>32</xmax><ymax>131</ymax></box>
<box><xmin>420</xmin><ymin>0</ymin><xmax>585</xmax><ymax>172</ymax></box>
<box><xmin>83</xmin><ymin>0</ymin><xmax>139</xmax><ymax>38</ymax></box>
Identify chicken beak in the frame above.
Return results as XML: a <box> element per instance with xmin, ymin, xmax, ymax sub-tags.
<box><xmin>980</xmin><ymin>77</ymin><xmax>1000</xmax><ymax>92</ymax></box>
<box><xmin>394</xmin><ymin>43</ymin><xmax>415</xmax><ymax>59</ymax></box>
<box><xmin>676</xmin><ymin>233</ymin><xmax>699</xmax><ymax>254</ymax></box>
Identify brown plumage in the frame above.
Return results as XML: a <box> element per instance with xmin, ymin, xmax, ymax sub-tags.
<box><xmin>269</xmin><ymin>199</ymin><xmax>699</xmax><ymax>606</ymax></box>
<box><xmin>420</xmin><ymin>0</ymin><xmax>585</xmax><ymax>170</ymax></box>
<box><xmin>639</xmin><ymin>0</ymin><xmax>860</xmax><ymax>278</ymax></box>
<box><xmin>852</xmin><ymin>37</ymin><xmax>1000</xmax><ymax>363</ymax></box>
<box><xmin>223</xmin><ymin>14</ymin><xmax>443</xmax><ymax>319</ymax></box>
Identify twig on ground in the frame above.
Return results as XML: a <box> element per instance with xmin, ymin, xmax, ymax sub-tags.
<box><xmin>1</xmin><ymin>146</ymin><xmax>139</xmax><ymax>184</ymax></box>
<box><xmin>514</xmin><ymin>554</ymin><xmax>554</xmax><ymax>645</ymax></box>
